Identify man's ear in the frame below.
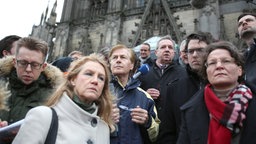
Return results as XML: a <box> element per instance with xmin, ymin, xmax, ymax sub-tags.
<box><xmin>41</xmin><ymin>63</ymin><xmax>47</xmax><ymax>70</ymax></box>
<box><xmin>13</xmin><ymin>58</ymin><xmax>17</xmax><ymax>68</ymax></box>
<box><xmin>155</xmin><ymin>49</ymin><xmax>158</xmax><ymax>56</ymax></box>
<box><xmin>2</xmin><ymin>50</ymin><xmax>10</xmax><ymax>57</ymax></box>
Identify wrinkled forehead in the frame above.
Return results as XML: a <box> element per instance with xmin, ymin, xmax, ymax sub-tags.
<box><xmin>112</xmin><ymin>48</ymin><xmax>130</xmax><ymax>57</ymax></box>
<box><xmin>238</xmin><ymin>15</ymin><xmax>256</xmax><ymax>22</ymax></box>
<box><xmin>158</xmin><ymin>39</ymin><xmax>174</xmax><ymax>47</ymax></box>
<box><xmin>140</xmin><ymin>44</ymin><xmax>150</xmax><ymax>50</ymax></box>
<box><xmin>207</xmin><ymin>48</ymin><xmax>233</xmax><ymax>61</ymax></box>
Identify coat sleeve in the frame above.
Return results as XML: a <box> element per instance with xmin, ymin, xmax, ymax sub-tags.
<box><xmin>12</xmin><ymin>106</ymin><xmax>53</xmax><ymax>144</ymax></box>
<box><xmin>146</xmin><ymin>110</ymin><xmax>160</xmax><ymax>142</ymax></box>
<box><xmin>143</xmin><ymin>90</ymin><xmax>160</xmax><ymax>142</ymax></box>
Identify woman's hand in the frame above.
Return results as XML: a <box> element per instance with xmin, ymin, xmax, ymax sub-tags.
<box><xmin>111</xmin><ymin>104</ymin><xmax>120</xmax><ymax>123</ymax></box>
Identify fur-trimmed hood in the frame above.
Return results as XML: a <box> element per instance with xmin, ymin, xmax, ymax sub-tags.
<box><xmin>0</xmin><ymin>56</ymin><xmax>64</xmax><ymax>109</ymax></box>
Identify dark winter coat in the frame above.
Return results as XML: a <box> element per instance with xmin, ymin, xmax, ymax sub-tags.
<box><xmin>177</xmin><ymin>89</ymin><xmax>256</xmax><ymax>144</ymax></box>
<box><xmin>110</xmin><ymin>77</ymin><xmax>160</xmax><ymax>144</ymax></box>
<box><xmin>157</xmin><ymin>65</ymin><xmax>204</xmax><ymax>144</ymax></box>
<box><xmin>244</xmin><ymin>39</ymin><xmax>256</xmax><ymax>94</ymax></box>
<box><xmin>139</xmin><ymin>61</ymin><xmax>188</xmax><ymax>119</ymax></box>
<box><xmin>0</xmin><ymin>56</ymin><xmax>64</xmax><ymax>124</ymax></box>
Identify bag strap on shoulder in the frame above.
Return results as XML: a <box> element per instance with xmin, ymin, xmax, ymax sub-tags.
<box><xmin>45</xmin><ymin>107</ymin><xmax>58</xmax><ymax>144</ymax></box>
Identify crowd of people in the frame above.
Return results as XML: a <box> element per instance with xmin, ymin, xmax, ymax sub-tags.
<box><xmin>0</xmin><ymin>13</ymin><xmax>256</xmax><ymax>144</ymax></box>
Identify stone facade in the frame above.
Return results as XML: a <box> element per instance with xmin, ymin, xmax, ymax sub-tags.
<box><xmin>30</xmin><ymin>0</ymin><xmax>256</xmax><ymax>61</ymax></box>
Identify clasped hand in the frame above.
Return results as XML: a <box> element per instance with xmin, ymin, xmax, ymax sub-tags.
<box><xmin>131</xmin><ymin>106</ymin><xmax>149</xmax><ymax>125</ymax></box>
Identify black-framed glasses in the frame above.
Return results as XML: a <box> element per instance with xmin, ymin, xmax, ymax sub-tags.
<box><xmin>16</xmin><ymin>60</ymin><xmax>43</xmax><ymax>70</ymax></box>
<box><xmin>186</xmin><ymin>48</ymin><xmax>205</xmax><ymax>55</ymax></box>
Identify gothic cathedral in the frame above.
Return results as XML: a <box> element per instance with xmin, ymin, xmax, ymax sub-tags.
<box><xmin>30</xmin><ymin>0</ymin><xmax>256</xmax><ymax>61</ymax></box>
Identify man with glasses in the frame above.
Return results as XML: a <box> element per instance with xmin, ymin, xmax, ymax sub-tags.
<box><xmin>158</xmin><ymin>32</ymin><xmax>214</xmax><ymax>143</ymax></box>
<box><xmin>0</xmin><ymin>37</ymin><xmax>64</xmax><ymax>126</ymax></box>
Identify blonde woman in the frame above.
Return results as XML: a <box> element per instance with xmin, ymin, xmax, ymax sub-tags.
<box><xmin>13</xmin><ymin>53</ymin><xmax>114</xmax><ymax>144</ymax></box>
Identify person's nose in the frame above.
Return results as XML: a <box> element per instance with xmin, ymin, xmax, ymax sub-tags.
<box><xmin>91</xmin><ymin>75</ymin><xmax>99</xmax><ymax>85</ymax></box>
<box><xmin>25</xmin><ymin>64</ymin><xmax>33</xmax><ymax>72</ymax></box>
<box><xmin>215</xmin><ymin>61</ymin><xmax>224</xmax><ymax>68</ymax></box>
<box><xmin>116</xmin><ymin>57</ymin><xmax>122</xmax><ymax>63</ymax></box>
<box><xmin>241</xmin><ymin>20</ymin><xmax>248</xmax><ymax>27</ymax></box>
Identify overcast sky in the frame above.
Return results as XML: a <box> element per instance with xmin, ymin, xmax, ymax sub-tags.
<box><xmin>0</xmin><ymin>0</ymin><xmax>64</xmax><ymax>39</ymax></box>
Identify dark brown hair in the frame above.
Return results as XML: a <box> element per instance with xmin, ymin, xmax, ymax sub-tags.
<box><xmin>184</xmin><ymin>31</ymin><xmax>215</xmax><ymax>52</ymax></box>
<box><xmin>0</xmin><ymin>35</ymin><xmax>21</xmax><ymax>58</ymax></box>
<box><xmin>16</xmin><ymin>37</ymin><xmax>48</xmax><ymax>62</ymax></box>
<box><xmin>237</xmin><ymin>13</ymin><xmax>256</xmax><ymax>22</ymax></box>
<box><xmin>200</xmin><ymin>41</ymin><xmax>245</xmax><ymax>83</ymax></box>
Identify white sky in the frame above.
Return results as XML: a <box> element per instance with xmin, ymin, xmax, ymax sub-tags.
<box><xmin>0</xmin><ymin>0</ymin><xmax>64</xmax><ymax>39</ymax></box>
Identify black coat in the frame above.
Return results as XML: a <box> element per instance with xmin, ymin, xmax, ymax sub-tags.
<box><xmin>157</xmin><ymin>66</ymin><xmax>204</xmax><ymax>144</ymax></box>
<box><xmin>177</xmin><ymin>89</ymin><xmax>256</xmax><ymax>144</ymax></box>
<box><xmin>142</xmin><ymin>57</ymin><xmax>154</xmax><ymax>67</ymax></box>
<box><xmin>139</xmin><ymin>62</ymin><xmax>188</xmax><ymax>120</ymax></box>
<box><xmin>244</xmin><ymin>40</ymin><xmax>256</xmax><ymax>94</ymax></box>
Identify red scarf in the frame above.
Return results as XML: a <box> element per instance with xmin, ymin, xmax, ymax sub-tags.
<box><xmin>204</xmin><ymin>84</ymin><xmax>252</xmax><ymax>144</ymax></box>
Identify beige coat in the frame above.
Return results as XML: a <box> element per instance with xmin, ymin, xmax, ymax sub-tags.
<box><xmin>13</xmin><ymin>94</ymin><xmax>110</xmax><ymax>144</ymax></box>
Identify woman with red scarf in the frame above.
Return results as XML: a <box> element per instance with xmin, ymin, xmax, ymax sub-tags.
<box><xmin>177</xmin><ymin>41</ymin><xmax>256</xmax><ymax>144</ymax></box>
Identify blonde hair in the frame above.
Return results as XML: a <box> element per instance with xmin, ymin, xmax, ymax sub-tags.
<box><xmin>46</xmin><ymin>53</ymin><xmax>115</xmax><ymax>131</ymax></box>
<box><xmin>68</xmin><ymin>50</ymin><xmax>83</xmax><ymax>57</ymax></box>
<box><xmin>109</xmin><ymin>44</ymin><xmax>136</xmax><ymax>64</ymax></box>
<box><xmin>109</xmin><ymin>44</ymin><xmax>137</xmax><ymax>76</ymax></box>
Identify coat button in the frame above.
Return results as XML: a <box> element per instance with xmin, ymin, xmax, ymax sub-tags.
<box><xmin>91</xmin><ymin>118</ymin><xmax>97</xmax><ymax>127</ymax></box>
<box><xmin>87</xmin><ymin>139</ymin><xmax>93</xmax><ymax>144</ymax></box>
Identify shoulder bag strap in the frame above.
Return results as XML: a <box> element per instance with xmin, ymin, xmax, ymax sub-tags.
<box><xmin>45</xmin><ymin>107</ymin><xmax>59</xmax><ymax>144</ymax></box>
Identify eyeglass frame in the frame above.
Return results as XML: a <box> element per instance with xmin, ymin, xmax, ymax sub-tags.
<box><xmin>205</xmin><ymin>58</ymin><xmax>236</xmax><ymax>68</ymax></box>
<box><xmin>16</xmin><ymin>59</ymin><xmax>44</xmax><ymax>70</ymax></box>
<box><xmin>186</xmin><ymin>47</ymin><xmax>206</xmax><ymax>55</ymax></box>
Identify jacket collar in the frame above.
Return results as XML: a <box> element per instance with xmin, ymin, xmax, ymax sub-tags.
<box><xmin>111</xmin><ymin>75</ymin><xmax>140</xmax><ymax>91</ymax></box>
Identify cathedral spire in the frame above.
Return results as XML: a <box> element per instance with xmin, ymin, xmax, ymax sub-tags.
<box><xmin>47</xmin><ymin>0</ymin><xmax>57</xmax><ymax>25</ymax></box>
<box><xmin>40</xmin><ymin>12</ymin><xmax>44</xmax><ymax>25</ymax></box>
<box><xmin>51</xmin><ymin>0</ymin><xmax>57</xmax><ymax>14</ymax></box>
<box><xmin>44</xmin><ymin>3</ymin><xmax>49</xmax><ymax>22</ymax></box>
